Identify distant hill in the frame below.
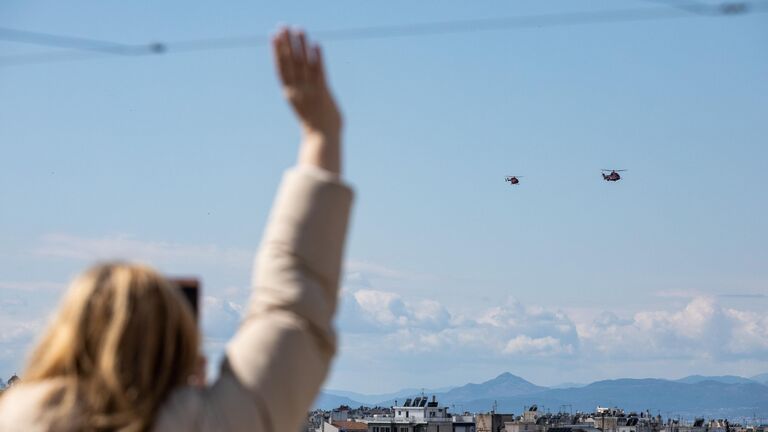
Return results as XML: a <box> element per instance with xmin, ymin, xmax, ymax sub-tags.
<box><xmin>676</xmin><ymin>375</ymin><xmax>756</xmax><ymax>385</ymax></box>
<box><xmin>325</xmin><ymin>387</ymin><xmax>455</xmax><ymax>405</ymax></box>
<box><xmin>458</xmin><ymin>379</ymin><xmax>768</xmax><ymax>418</ymax></box>
<box><xmin>370</xmin><ymin>372</ymin><xmax>547</xmax><ymax>410</ymax></box>
<box><xmin>315</xmin><ymin>373</ymin><xmax>768</xmax><ymax>418</ymax></box>
<box><xmin>371</xmin><ymin>373</ymin><xmax>547</xmax><ymax>409</ymax></box>
<box><xmin>550</xmin><ymin>382</ymin><xmax>587</xmax><ymax>389</ymax></box>
<box><xmin>751</xmin><ymin>373</ymin><xmax>768</xmax><ymax>385</ymax></box>
<box><xmin>313</xmin><ymin>392</ymin><xmax>367</xmax><ymax>410</ymax></box>
<box><xmin>443</xmin><ymin>372</ymin><xmax>547</xmax><ymax>401</ymax></box>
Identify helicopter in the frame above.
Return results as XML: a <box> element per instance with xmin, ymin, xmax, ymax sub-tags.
<box><xmin>504</xmin><ymin>175</ymin><xmax>523</xmax><ymax>185</ymax></box>
<box><xmin>601</xmin><ymin>169</ymin><xmax>626</xmax><ymax>182</ymax></box>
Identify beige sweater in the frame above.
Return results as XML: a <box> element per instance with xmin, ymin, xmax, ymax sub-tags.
<box><xmin>0</xmin><ymin>168</ymin><xmax>354</xmax><ymax>432</ymax></box>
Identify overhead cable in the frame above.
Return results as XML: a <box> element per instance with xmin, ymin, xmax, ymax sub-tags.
<box><xmin>0</xmin><ymin>1</ymin><xmax>763</xmax><ymax>68</ymax></box>
<box><xmin>0</xmin><ymin>27</ymin><xmax>142</xmax><ymax>55</ymax></box>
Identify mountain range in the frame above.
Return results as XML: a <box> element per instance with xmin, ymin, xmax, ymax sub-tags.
<box><xmin>316</xmin><ymin>372</ymin><xmax>768</xmax><ymax>418</ymax></box>
<box><xmin>675</xmin><ymin>375</ymin><xmax>757</xmax><ymax>385</ymax></box>
<box><xmin>750</xmin><ymin>373</ymin><xmax>768</xmax><ymax>385</ymax></box>
<box><xmin>323</xmin><ymin>387</ymin><xmax>456</xmax><ymax>405</ymax></box>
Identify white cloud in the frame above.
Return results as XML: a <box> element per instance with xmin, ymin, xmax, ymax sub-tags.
<box><xmin>4</xmin><ymin>238</ymin><xmax>767</xmax><ymax>383</ymax></box>
<box><xmin>0</xmin><ymin>324</ymin><xmax>38</xmax><ymax>346</ymax></box>
<box><xmin>30</xmin><ymin>234</ymin><xmax>426</xmax><ymax>285</ymax></box>
<box><xmin>723</xmin><ymin>308</ymin><xmax>768</xmax><ymax>355</ymax></box>
<box><xmin>579</xmin><ymin>296</ymin><xmax>768</xmax><ymax>360</ymax></box>
<box><xmin>338</xmin><ymin>287</ymin><xmax>768</xmax><ymax>365</ymax></box>
<box><xmin>653</xmin><ymin>289</ymin><xmax>703</xmax><ymax>299</ymax></box>
<box><xmin>202</xmin><ymin>295</ymin><xmax>245</xmax><ymax>340</ymax></box>
<box><xmin>339</xmin><ymin>290</ymin><xmax>578</xmax><ymax>358</ymax></box>
<box><xmin>344</xmin><ymin>261</ymin><xmax>439</xmax><ymax>284</ymax></box>
<box><xmin>345</xmin><ymin>262</ymin><xmax>411</xmax><ymax>280</ymax></box>
<box><xmin>503</xmin><ymin>335</ymin><xmax>574</xmax><ymax>356</ymax></box>
<box><xmin>0</xmin><ymin>281</ymin><xmax>64</xmax><ymax>292</ymax></box>
<box><xmin>0</xmin><ymin>322</ymin><xmax>45</xmax><ymax>376</ymax></box>
<box><xmin>34</xmin><ymin>233</ymin><xmax>253</xmax><ymax>269</ymax></box>
<box><xmin>345</xmin><ymin>289</ymin><xmax>451</xmax><ymax>329</ymax></box>
<box><xmin>0</xmin><ymin>281</ymin><xmax>63</xmax><ymax>370</ymax></box>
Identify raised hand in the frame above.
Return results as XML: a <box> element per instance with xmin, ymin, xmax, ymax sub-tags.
<box><xmin>273</xmin><ymin>28</ymin><xmax>342</xmax><ymax>174</ymax></box>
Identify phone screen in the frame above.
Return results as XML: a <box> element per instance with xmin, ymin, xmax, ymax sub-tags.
<box><xmin>168</xmin><ymin>278</ymin><xmax>200</xmax><ymax>320</ymax></box>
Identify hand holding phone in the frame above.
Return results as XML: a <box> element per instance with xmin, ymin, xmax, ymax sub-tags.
<box><xmin>168</xmin><ymin>278</ymin><xmax>200</xmax><ymax>320</ymax></box>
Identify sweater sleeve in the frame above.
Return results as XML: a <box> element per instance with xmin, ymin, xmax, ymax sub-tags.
<box><xmin>204</xmin><ymin>167</ymin><xmax>353</xmax><ymax>432</ymax></box>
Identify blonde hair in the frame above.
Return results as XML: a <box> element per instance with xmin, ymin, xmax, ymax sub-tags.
<box><xmin>23</xmin><ymin>263</ymin><xmax>200</xmax><ymax>431</ymax></box>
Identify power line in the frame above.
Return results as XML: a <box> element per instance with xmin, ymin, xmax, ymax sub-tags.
<box><xmin>636</xmin><ymin>0</ymin><xmax>712</xmax><ymax>14</ymax></box>
<box><xmin>0</xmin><ymin>1</ymin><xmax>763</xmax><ymax>68</ymax></box>
<box><xmin>0</xmin><ymin>27</ymin><xmax>147</xmax><ymax>55</ymax></box>
<box><xmin>639</xmin><ymin>0</ymin><xmax>756</xmax><ymax>14</ymax></box>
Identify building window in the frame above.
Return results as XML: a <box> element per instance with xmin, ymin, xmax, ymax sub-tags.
<box><xmin>406</xmin><ymin>411</ymin><xmax>409</xmax><ymax>418</ymax></box>
<box><xmin>374</xmin><ymin>428</ymin><xmax>379</xmax><ymax>432</ymax></box>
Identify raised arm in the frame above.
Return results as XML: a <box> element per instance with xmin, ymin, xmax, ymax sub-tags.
<box><xmin>157</xmin><ymin>29</ymin><xmax>353</xmax><ymax>432</ymax></box>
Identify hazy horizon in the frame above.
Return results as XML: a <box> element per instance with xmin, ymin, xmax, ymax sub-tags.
<box><xmin>321</xmin><ymin>371</ymin><xmax>768</xmax><ymax>395</ymax></box>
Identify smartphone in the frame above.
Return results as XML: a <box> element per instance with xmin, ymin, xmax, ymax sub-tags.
<box><xmin>168</xmin><ymin>277</ymin><xmax>200</xmax><ymax>321</ymax></box>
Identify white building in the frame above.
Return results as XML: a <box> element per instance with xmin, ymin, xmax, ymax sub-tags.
<box><xmin>364</xmin><ymin>396</ymin><xmax>474</xmax><ymax>432</ymax></box>
<box><xmin>394</xmin><ymin>396</ymin><xmax>449</xmax><ymax>422</ymax></box>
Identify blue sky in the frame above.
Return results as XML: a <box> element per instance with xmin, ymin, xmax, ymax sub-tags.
<box><xmin>1</xmin><ymin>0</ymin><xmax>766</xmax><ymax>393</ymax></box>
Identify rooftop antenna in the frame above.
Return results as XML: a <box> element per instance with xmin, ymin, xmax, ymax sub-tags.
<box><xmin>492</xmin><ymin>400</ymin><xmax>498</xmax><ymax>414</ymax></box>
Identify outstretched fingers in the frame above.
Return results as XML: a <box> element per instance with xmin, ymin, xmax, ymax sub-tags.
<box><xmin>273</xmin><ymin>28</ymin><xmax>325</xmax><ymax>87</ymax></box>
<box><xmin>272</xmin><ymin>29</ymin><xmax>296</xmax><ymax>86</ymax></box>
<box><xmin>294</xmin><ymin>31</ymin><xmax>310</xmax><ymax>83</ymax></box>
<box><xmin>308</xmin><ymin>43</ymin><xmax>324</xmax><ymax>83</ymax></box>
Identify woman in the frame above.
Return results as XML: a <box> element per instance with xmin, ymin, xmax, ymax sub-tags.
<box><xmin>0</xmin><ymin>28</ymin><xmax>353</xmax><ymax>432</ymax></box>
